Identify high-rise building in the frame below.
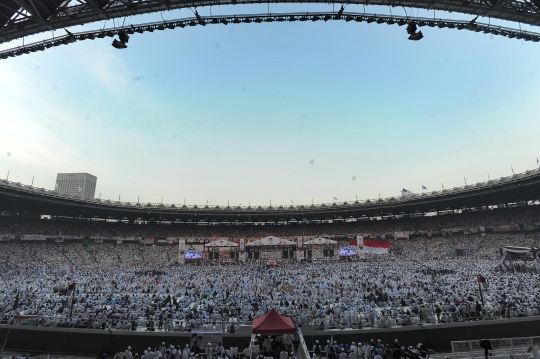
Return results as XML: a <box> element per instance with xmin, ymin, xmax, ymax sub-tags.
<box><xmin>55</xmin><ymin>173</ymin><xmax>97</xmax><ymax>198</ymax></box>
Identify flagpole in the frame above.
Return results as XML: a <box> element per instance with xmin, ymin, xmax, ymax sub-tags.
<box><xmin>32</xmin><ymin>176</ymin><xmax>34</xmax><ymax>186</ymax></box>
<box><xmin>6</xmin><ymin>171</ymin><xmax>9</xmax><ymax>180</ymax></box>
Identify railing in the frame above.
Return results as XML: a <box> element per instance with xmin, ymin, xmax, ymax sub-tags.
<box><xmin>297</xmin><ymin>329</ymin><xmax>311</xmax><ymax>359</ymax></box>
<box><xmin>452</xmin><ymin>336</ymin><xmax>540</xmax><ymax>359</ymax></box>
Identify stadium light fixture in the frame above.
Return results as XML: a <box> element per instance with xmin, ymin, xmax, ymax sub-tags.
<box><xmin>406</xmin><ymin>22</ymin><xmax>424</xmax><ymax>40</ymax></box>
<box><xmin>112</xmin><ymin>31</ymin><xmax>129</xmax><ymax>49</ymax></box>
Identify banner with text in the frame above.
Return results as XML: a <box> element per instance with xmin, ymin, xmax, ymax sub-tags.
<box><xmin>21</xmin><ymin>234</ymin><xmax>46</xmax><ymax>241</ymax></box>
<box><xmin>178</xmin><ymin>238</ymin><xmax>186</xmax><ymax>252</ymax></box>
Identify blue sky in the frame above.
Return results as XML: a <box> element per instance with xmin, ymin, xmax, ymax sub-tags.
<box><xmin>1</xmin><ymin>4</ymin><xmax>539</xmax><ymax>206</ymax></box>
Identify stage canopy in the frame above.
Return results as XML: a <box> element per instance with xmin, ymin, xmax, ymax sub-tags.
<box><xmin>303</xmin><ymin>237</ymin><xmax>337</xmax><ymax>245</ymax></box>
<box><xmin>500</xmin><ymin>246</ymin><xmax>538</xmax><ymax>258</ymax></box>
<box><xmin>252</xmin><ymin>309</ymin><xmax>295</xmax><ymax>334</ymax></box>
<box><xmin>205</xmin><ymin>239</ymin><xmax>239</xmax><ymax>247</ymax></box>
<box><xmin>246</xmin><ymin>236</ymin><xmax>296</xmax><ymax>246</ymax></box>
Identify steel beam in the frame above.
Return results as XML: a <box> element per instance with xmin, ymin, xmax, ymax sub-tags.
<box><xmin>0</xmin><ymin>0</ymin><xmax>540</xmax><ymax>44</ymax></box>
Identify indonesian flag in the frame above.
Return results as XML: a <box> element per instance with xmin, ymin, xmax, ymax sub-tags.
<box><xmin>363</xmin><ymin>239</ymin><xmax>392</xmax><ymax>255</ymax></box>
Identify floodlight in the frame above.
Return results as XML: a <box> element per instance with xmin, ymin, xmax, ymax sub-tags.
<box><xmin>408</xmin><ymin>31</ymin><xmax>424</xmax><ymax>40</ymax></box>
<box><xmin>118</xmin><ymin>31</ymin><xmax>129</xmax><ymax>43</ymax></box>
<box><xmin>112</xmin><ymin>39</ymin><xmax>127</xmax><ymax>49</ymax></box>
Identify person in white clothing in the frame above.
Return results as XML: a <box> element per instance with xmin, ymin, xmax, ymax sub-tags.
<box><xmin>231</xmin><ymin>343</ymin><xmax>239</xmax><ymax>357</ymax></box>
<box><xmin>338</xmin><ymin>349</ymin><xmax>347</xmax><ymax>359</ymax></box>
<box><xmin>160</xmin><ymin>343</ymin><xmax>167</xmax><ymax>357</ymax></box>
<box><xmin>206</xmin><ymin>343</ymin><xmax>214</xmax><ymax>359</ymax></box>
<box><xmin>182</xmin><ymin>345</ymin><xmax>190</xmax><ymax>359</ymax></box>
<box><xmin>350</xmin><ymin>343</ymin><xmax>357</xmax><ymax>356</ymax></box>
<box><xmin>242</xmin><ymin>344</ymin><xmax>252</xmax><ymax>358</ymax></box>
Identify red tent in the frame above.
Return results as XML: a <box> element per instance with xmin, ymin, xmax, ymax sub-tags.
<box><xmin>252</xmin><ymin>309</ymin><xmax>295</xmax><ymax>334</ymax></box>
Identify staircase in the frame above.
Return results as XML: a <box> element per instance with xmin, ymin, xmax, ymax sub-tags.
<box><xmin>84</xmin><ymin>247</ymin><xmax>100</xmax><ymax>265</ymax></box>
<box><xmin>71</xmin><ymin>243</ymin><xmax>90</xmax><ymax>265</ymax></box>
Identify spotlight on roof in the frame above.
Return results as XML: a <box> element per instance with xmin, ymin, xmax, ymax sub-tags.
<box><xmin>118</xmin><ymin>31</ymin><xmax>129</xmax><ymax>43</ymax></box>
<box><xmin>111</xmin><ymin>40</ymin><xmax>127</xmax><ymax>49</ymax></box>
<box><xmin>406</xmin><ymin>22</ymin><xmax>424</xmax><ymax>41</ymax></box>
<box><xmin>409</xmin><ymin>32</ymin><xmax>424</xmax><ymax>40</ymax></box>
<box><xmin>112</xmin><ymin>30</ymin><xmax>129</xmax><ymax>49</ymax></box>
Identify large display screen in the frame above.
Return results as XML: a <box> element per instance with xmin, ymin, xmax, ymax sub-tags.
<box><xmin>184</xmin><ymin>249</ymin><xmax>203</xmax><ymax>260</ymax></box>
<box><xmin>339</xmin><ymin>246</ymin><xmax>358</xmax><ymax>257</ymax></box>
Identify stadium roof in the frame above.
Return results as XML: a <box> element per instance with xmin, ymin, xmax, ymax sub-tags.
<box><xmin>1</xmin><ymin>0</ymin><xmax>540</xmax><ymax>46</ymax></box>
<box><xmin>1</xmin><ymin>168</ymin><xmax>539</xmax><ymax>221</ymax></box>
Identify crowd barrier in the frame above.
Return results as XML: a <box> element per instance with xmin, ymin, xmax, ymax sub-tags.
<box><xmin>1</xmin><ymin>316</ymin><xmax>540</xmax><ymax>356</ymax></box>
<box><xmin>451</xmin><ymin>336</ymin><xmax>540</xmax><ymax>359</ymax></box>
<box><xmin>301</xmin><ymin>316</ymin><xmax>540</xmax><ymax>353</ymax></box>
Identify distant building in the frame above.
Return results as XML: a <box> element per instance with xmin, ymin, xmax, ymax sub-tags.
<box><xmin>55</xmin><ymin>173</ymin><xmax>97</xmax><ymax>198</ymax></box>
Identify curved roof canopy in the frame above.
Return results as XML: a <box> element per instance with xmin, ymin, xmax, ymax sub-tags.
<box><xmin>1</xmin><ymin>0</ymin><xmax>540</xmax><ymax>46</ymax></box>
<box><xmin>0</xmin><ymin>168</ymin><xmax>539</xmax><ymax>221</ymax></box>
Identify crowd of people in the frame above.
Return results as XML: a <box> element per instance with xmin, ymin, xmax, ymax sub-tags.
<box><xmin>0</xmin><ymin>205</ymin><xmax>538</xmax><ymax>239</ymax></box>
<box><xmin>0</xmin><ymin>220</ymin><xmax>539</xmax><ymax>334</ymax></box>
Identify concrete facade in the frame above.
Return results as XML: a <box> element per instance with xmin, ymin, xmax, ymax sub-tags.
<box><xmin>55</xmin><ymin>173</ymin><xmax>97</xmax><ymax>198</ymax></box>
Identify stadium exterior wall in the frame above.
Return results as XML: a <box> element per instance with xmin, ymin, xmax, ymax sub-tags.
<box><xmin>2</xmin><ymin>317</ymin><xmax>540</xmax><ymax>355</ymax></box>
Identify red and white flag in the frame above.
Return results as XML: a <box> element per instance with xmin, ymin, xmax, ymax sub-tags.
<box><xmin>363</xmin><ymin>239</ymin><xmax>392</xmax><ymax>255</ymax></box>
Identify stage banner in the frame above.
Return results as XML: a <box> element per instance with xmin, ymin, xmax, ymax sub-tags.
<box><xmin>21</xmin><ymin>234</ymin><xmax>46</xmax><ymax>241</ymax></box>
<box><xmin>356</xmin><ymin>236</ymin><xmax>363</xmax><ymax>251</ymax></box>
<box><xmin>297</xmin><ymin>250</ymin><xmax>305</xmax><ymax>261</ymax></box>
<box><xmin>427</xmin><ymin>229</ymin><xmax>432</xmax><ymax>237</ymax></box>
<box><xmin>190</xmin><ymin>330</ymin><xmax>223</xmax><ymax>349</ymax></box>
<box><xmin>116</xmin><ymin>240</ymin><xmax>122</xmax><ymax>244</ymax></box>
<box><xmin>356</xmin><ymin>236</ymin><xmax>365</xmax><ymax>258</ymax></box>
<box><xmin>239</xmin><ymin>252</ymin><xmax>246</xmax><ymax>262</ymax></box>
<box><xmin>239</xmin><ymin>238</ymin><xmax>245</xmax><ymax>251</ymax></box>
<box><xmin>178</xmin><ymin>238</ymin><xmax>186</xmax><ymax>252</ymax></box>
<box><xmin>297</xmin><ymin>237</ymin><xmax>303</xmax><ymax>249</ymax></box>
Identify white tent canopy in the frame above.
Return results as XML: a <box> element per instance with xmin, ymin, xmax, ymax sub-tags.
<box><xmin>303</xmin><ymin>237</ymin><xmax>337</xmax><ymax>245</ymax></box>
<box><xmin>500</xmin><ymin>246</ymin><xmax>538</xmax><ymax>258</ymax></box>
<box><xmin>246</xmin><ymin>236</ymin><xmax>296</xmax><ymax>246</ymax></box>
<box><xmin>205</xmin><ymin>239</ymin><xmax>239</xmax><ymax>247</ymax></box>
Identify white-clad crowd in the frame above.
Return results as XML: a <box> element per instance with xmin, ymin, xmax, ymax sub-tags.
<box><xmin>0</xmin><ymin>232</ymin><xmax>539</xmax><ymax>332</ymax></box>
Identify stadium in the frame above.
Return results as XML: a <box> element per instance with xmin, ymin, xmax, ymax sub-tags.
<box><xmin>1</xmin><ymin>0</ymin><xmax>540</xmax><ymax>359</ymax></box>
<box><xmin>1</xmin><ymin>166</ymin><xmax>540</xmax><ymax>358</ymax></box>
